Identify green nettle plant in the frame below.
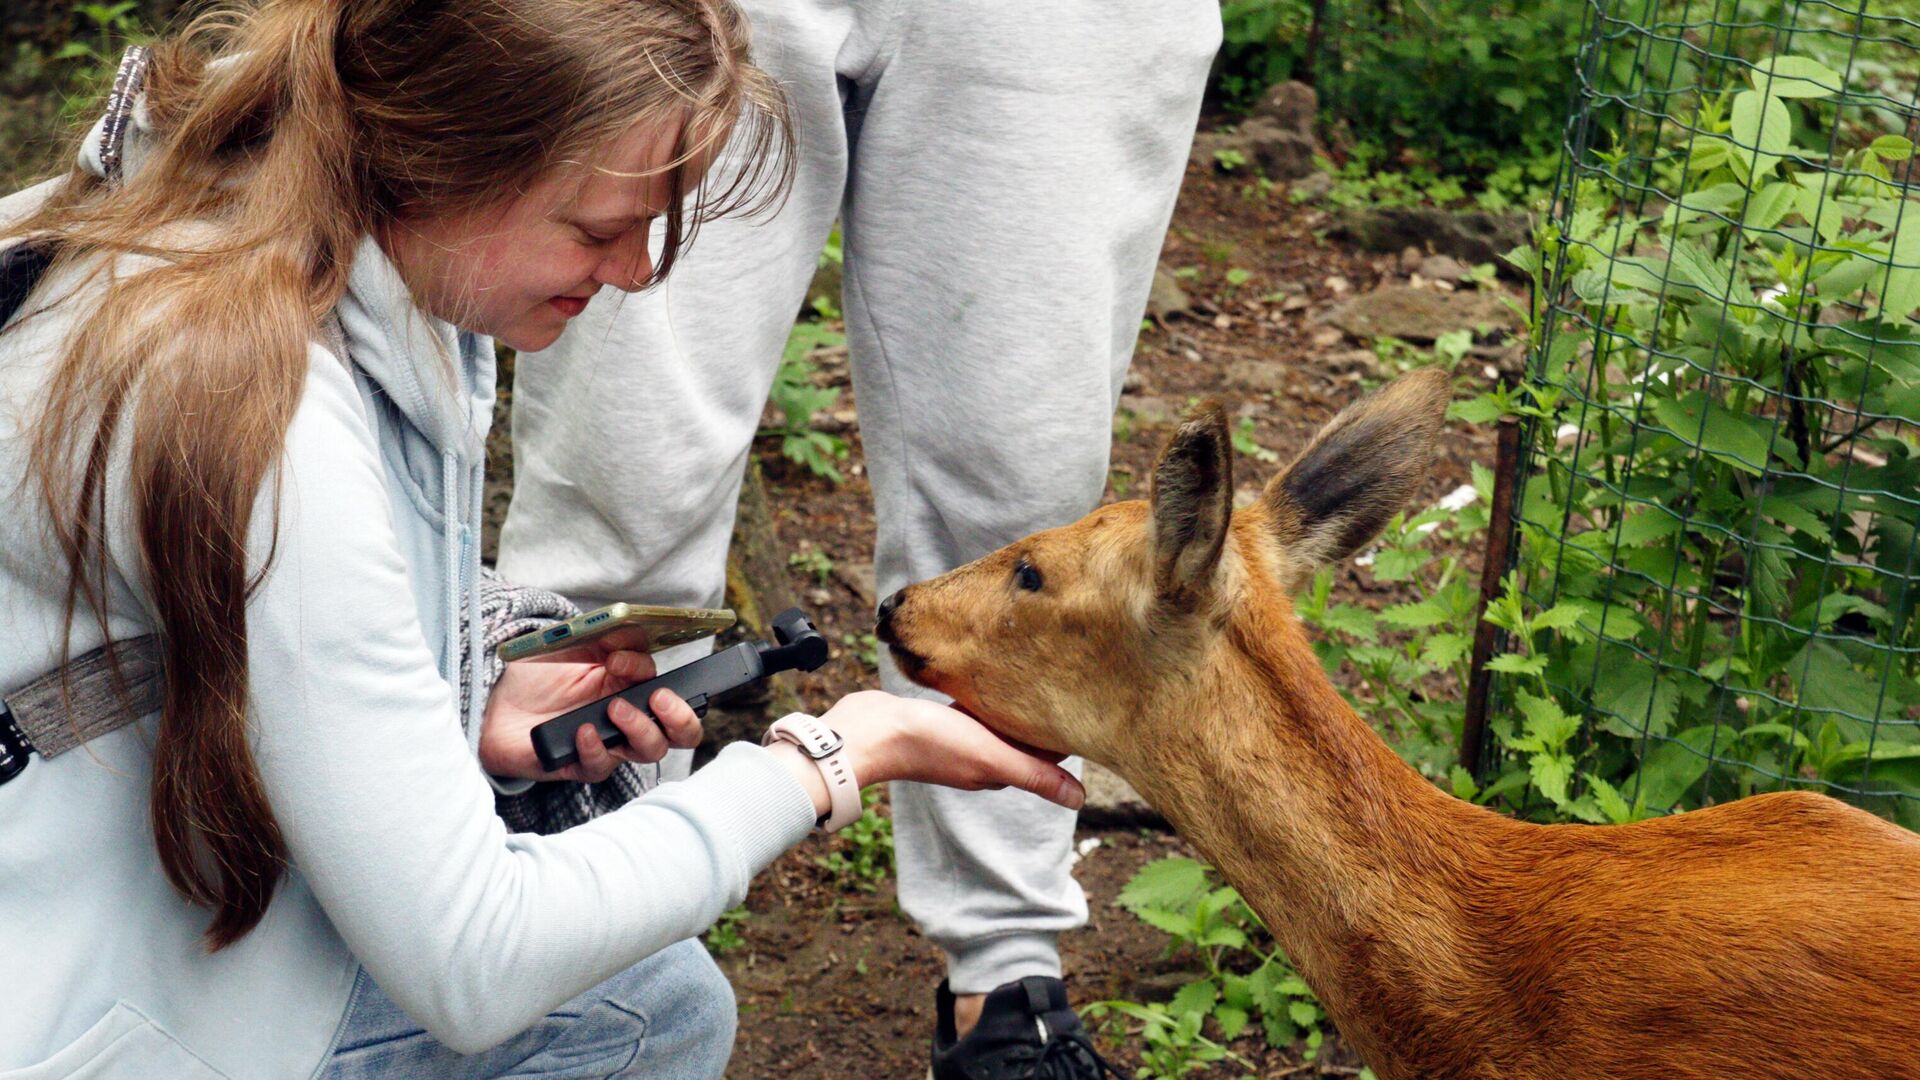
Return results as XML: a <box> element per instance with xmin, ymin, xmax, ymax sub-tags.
<box><xmin>1091</xmin><ymin>857</ymin><xmax>1340</xmax><ymax>1080</ymax></box>
<box><xmin>763</xmin><ymin>320</ymin><xmax>849</xmax><ymax>483</ymax></box>
<box><xmin>1467</xmin><ymin>53</ymin><xmax>1920</xmax><ymax>828</ymax></box>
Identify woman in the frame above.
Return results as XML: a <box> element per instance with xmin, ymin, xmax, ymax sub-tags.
<box><xmin>0</xmin><ymin>2</ymin><xmax>1084</xmax><ymax>1077</ymax></box>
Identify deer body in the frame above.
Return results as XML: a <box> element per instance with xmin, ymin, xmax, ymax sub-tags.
<box><xmin>879</xmin><ymin>371</ymin><xmax>1920</xmax><ymax>1078</ymax></box>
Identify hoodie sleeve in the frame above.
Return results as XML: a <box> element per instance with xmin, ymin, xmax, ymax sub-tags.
<box><xmin>243</xmin><ymin>349</ymin><xmax>817</xmax><ymax>1053</ymax></box>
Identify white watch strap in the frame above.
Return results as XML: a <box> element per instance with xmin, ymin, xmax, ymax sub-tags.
<box><xmin>762</xmin><ymin>713</ymin><xmax>861</xmax><ymax>832</ymax></box>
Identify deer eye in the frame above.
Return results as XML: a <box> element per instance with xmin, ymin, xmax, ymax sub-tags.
<box><xmin>1014</xmin><ymin>558</ymin><xmax>1044</xmax><ymax>592</ymax></box>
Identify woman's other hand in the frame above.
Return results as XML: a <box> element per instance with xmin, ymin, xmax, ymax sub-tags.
<box><xmin>480</xmin><ymin>632</ymin><xmax>702</xmax><ymax>782</ymax></box>
<box><xmin>767</xmin><ymin>691</ymin><xmax>1085</xmax><ymax>816</ymax></box>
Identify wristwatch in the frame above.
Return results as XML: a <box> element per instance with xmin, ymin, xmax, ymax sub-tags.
<box><xmin>762</xmin><ymin>713</ymin><xmax>861</xmax><ymax>832</ymax></box>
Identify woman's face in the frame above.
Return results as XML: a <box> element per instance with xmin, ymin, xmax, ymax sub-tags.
<box><xmin>386</xmin><ymin>117</ymin><xmax>712</xmax><ymax>352</ymax></box>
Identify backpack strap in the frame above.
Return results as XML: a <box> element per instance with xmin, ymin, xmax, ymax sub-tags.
<box><xmin>0</xmin><ymin>635</ymin><xmax>164</xmax><ymax>784</ymax></box>
<box><xmin>0</xmin><ymin>241</ymin><xmax>56</xmax><ymax>330</ymax></box>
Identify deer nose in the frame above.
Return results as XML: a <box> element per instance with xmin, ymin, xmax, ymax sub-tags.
<box><xmin>875</xmin><ymin>589</ymin><xmax>903</xmax><ymax>641</ymax></box>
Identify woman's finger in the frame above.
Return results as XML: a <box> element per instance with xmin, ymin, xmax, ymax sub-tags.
<box><xmin>608</xmin><ymin>696</ymin><xmax>670</xmax><ymax>763</ymax></box>
<box><xmin>603</xmin><ymin>649</ymin><xmax>653</xmax><ymax>684</ymax></box>
<box><xmin>568</xmin><ymin>723</ymin><xmax>619</xmax><ymax>784</ymax></box>
<box><xmin>650</xmin><ymin>689</ymin><xmax>703</xmax><ymax>749</ymax></box>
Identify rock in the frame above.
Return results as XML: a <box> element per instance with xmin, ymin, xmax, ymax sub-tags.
<box><xmin>1399</xmin><ymin>246</ymin><xmax>1425</xmax><ymax>274</ymax></box>
<box><xmin>1289</xmin><ymin>170</ymin><xmax>1334</xmax><ymax>202</ymax></box>
<box><xmin>1419</xmin><ymin>254</ymin><xmax>1473</xmax><ymax>282</ymax></box>
<box><xmin>1325</xmin><ymin>348</ymin><xmax>1381</xmax><ymax>376</ymax></box>
<box><xmin>1188</xmin><ymin>129</ymin><xmax>1241</xmax><ymax>172</ymax></box>
<box><xmin>1078</xmin><ymin>762</ymin><xmax>1167</xmax><ymax>829</ymax></box>
<box><xmin>1226</xmin><ymin>358</ymin><xmax>1289</xmax><ymax>394</ymax></box>
<box><xmin>1122</xmin><ymin>367</ymin><xmax>1148</xmax><ymax>393</ymax></box>
<box><xmin>1332</xmin><ymin>206</ymin><xmax>1532</xmax><ymax>276</ymax></box>
<box><xmin>1281</xmin><ymin>293</ymin><xmax>1312</xmax><ymax>313</ymax></box>
<box><xmin>1323</xmin><ymin>275</ymin><xmax>1352</xmax><ymax>295</ymax></box>
<box><xmin>1252</xmin><ymin>80</ymin><xmax>1318</xmax><ymax>138</ymax></box>
<box><xmin>1117</xmin><ymin>393</ymin><xmax>1180</xmax><ymax>426</ymax></box>
<box><xmin>1240</xmin><ymin>116</ymin><xmax>1316</xmax><ymax>181</ymax></box>
<box><xmin>1319</xmin><ymin>284</ymin><xmax>1519</xmax><ymax>343</ymax></box>
<box><xmin>1145</xmin><ymin>265</ymin><xmax>1192</xmax><ymax>321</ymax></box>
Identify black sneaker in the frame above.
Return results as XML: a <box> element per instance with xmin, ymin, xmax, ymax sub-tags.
<box><xmin>930</xmin><ymin>976</ymin><xmax>1124</xmax><ymax>1080</ymax></box>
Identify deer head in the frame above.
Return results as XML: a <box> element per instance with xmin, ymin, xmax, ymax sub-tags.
<box><xmin>875</xmin><ymin>369</ymin><xmax>1451</xmax><ymax>766</ymax></box>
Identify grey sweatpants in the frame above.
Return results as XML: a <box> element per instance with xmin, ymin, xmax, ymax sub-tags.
<box><xmin>499</xmin><ymin>0</ymin><xmax>1219</xmax><ymax>993</ymax></box>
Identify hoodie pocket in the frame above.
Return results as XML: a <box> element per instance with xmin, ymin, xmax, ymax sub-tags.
<box><xmin>0</xmin><ymin>1001</ymin><xmax>228</xmax><ymax>1080</ymax></box>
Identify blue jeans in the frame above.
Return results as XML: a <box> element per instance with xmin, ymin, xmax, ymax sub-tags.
<box><xmin>321</xmin><ymin>940</ymin><xmax>737</xmax><ymax>1079</ymax></box>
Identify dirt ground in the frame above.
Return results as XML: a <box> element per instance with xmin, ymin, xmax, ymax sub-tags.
<box><xmin>482</xmin><ymin>141</ymin><xmax>1510</xmax><ymax>1078</ymax></box>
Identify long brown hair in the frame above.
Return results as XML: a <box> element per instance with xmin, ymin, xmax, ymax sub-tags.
<box><xmin>5</xmin><ymin>0</ymin><xmax>790</xmax><ymax>949</ymax></box>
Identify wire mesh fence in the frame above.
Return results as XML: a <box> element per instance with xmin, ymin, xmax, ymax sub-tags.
<box><xmin>1482</xmin><ymin>0</ymin><xmax>1920</xmax><ymax>828</ymax></box>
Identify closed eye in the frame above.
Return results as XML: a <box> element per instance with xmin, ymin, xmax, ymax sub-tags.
<box><xmin>1014</xmin><ymin>558</ymin><xmax>1044</xmax><ymax>592</ymax></box>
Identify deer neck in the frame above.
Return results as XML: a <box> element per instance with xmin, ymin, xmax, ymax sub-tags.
<box><xmin>1101</xmin><ymin>596</ymin><xmax>1510</xmax><ymax>1062</ymax></box>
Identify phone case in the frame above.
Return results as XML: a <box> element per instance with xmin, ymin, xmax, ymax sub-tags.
<box><xmin>497</xmin><ymin>603</ymin><xmax>737</xmax><ymax>662</ymax></box>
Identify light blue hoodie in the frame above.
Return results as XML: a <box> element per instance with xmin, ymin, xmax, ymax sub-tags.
<box><xmin>0</xmin><ymin>100</ymin><xmax>815</xmax><ymax>1078</ymax></box>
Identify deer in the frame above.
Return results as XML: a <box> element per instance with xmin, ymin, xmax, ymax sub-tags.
<box><xmin>874</xmin><ymin>369</ymin><xmax>1920</xmax><ymax>1080</ymax></box>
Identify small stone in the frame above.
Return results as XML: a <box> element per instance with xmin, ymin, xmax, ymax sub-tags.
<box><xmin>1324</xmin><ymin>275</ymin><xmax>1352</xmax><ymax>295</ymax></box>
<box><xmin>806</xmin><ymin>587</ymin><xmax>834</xmax><ymax>607</ymax></box>
<box><xmin>1319</xmin><ymin>284</ymin><xmax>1519</xmax><ymax>344</ymax></box>
<box><xmin>1418</xmin><ymin>254</ymin><xmax>1473</xmax><ymax>282</ymax></box>
<box><xmin>1146</xmin><ymin>265</ymin><xmax>1193</xmax><ymax>321</ymax></box>
<box><xmin>1212</xmin><ymin>313</ymin><xmax>1233</xmax><ymax>330</ymax></box>
<box><xmin>1252</xmin><ymin>80</ymin><xmax>1319</xmax><ymax>138</ymax></box>
<box><xmin>1399</xmin><ymin>246</ymin><xmax>1425</xmax><ymax>274</ymax></box>
<box><xmin>1240</xmin><ymin>117</ymin><xmax>1317</xmax><ymax>181</ymax></box>
<box><xmin>1122</xmin><ymin>368</ymin><xmax>1148</xmax><ymax>393</ymax></box>
<box><xmin>1225</xmin><ymin>359</ymin><xmax>1288</xmax><ymax>394</ymax></box>
<box><xmin>1182</xmin><ymin>347</ymin><xmax>1202</xmax><ymax>362</ymax></box>
<box><xmin>1310</xmin><ymin>326</ymin><xmax>1346</xmax><ymax>349</ymax></box>
<box><xmin>1078</xmin><ymin>761</ymin><xmax>1165</xmax><ymax>829</ymax></box>
<box><xmin>1281</xmin><ymin>294</ymin><xmax>1312</xmax><ymax>313</ymax></box>
<box><xmin>1325</xmin><ymin>348</ymin><xmax>1380</xmax><ymax>375</ymax></box>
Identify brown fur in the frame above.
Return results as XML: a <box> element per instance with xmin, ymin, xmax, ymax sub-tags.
<box><xmin>879</xmin><ymin>370</ymin><xmax>1920</xmax><ymax>1079</ymax></box>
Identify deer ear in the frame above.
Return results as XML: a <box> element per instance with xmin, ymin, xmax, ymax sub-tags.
<box><xmin>1262</xmin><ymin>369</ymin><xmax>1450</xmax><ymax>576</ymax></box>
<box><xmin>1150</xmin><ymin>401</ymin><xmax>1234</xmax><ymax>608</ymax></box>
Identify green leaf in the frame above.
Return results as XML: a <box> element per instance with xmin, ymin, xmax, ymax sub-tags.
<box><xmin>1650</xmin><ymin>392</ymin><xmax>1774</xmax><ymax>475</ymax></box>
<box><xmin>1448</xmin><ymin>764</ymin><xmax>1480</xmax><ymax>800</ymax></box>
<box><xmin>1729</xmin><ymin>90</ymin><xmax>1791</xmax><ymax>180</ymax></box>
<box><xmin>1170</xmin><ymin>979</ymin><xmax>1219</xmax><ymax>1018</ymax></box>
<box><xmin>1287</xmin><ymin>1001</ymin><xmax>1321</xmax><ymax>1028</ymax></box>
<box><xmin>1792</xmin><ymin>640</ymin><xmax>1894</xmax><ymax>726</ymax></box>
<box><xmin>1371</xmin><ymin>546</ymin><xmax>1431</xmax><ymax>583</ymax></box>
<box><xmin>1516</xmin><ymin>690</ymin><xmax>1581</xmax><ymax>750</ymax></box>
<box><xmin>1317</xmin><ymin>604</ymin><xmax>1381</xmax><ymax>642</ymax></box>
<box><xmin>1380</xmin><ymin>598</ymin><xmax>1452</xmax><ymax>630</ymax></box>
<box><xmin>1874</xmin><ymin>218</ymin><xmax>1920</xmax><ymax>323</ymax></box>
<box><xmin>1585</xmin><ymin>773</ymin><xmax>1638</xmax><ymax>824</ymax></box>
<box><xmin>1629</xmin><ymin>725</ymin><xmax>1726</xmax><ymax>810</ymax></box>
<box><xmin>1870</xmin><ymin>135</ymin><xmax>1915</xmax><ymax>163</ymax></box>
<box><xmin>1421</xmin><ymin>632</ymin><xmax>1472</xmax><ymax>670</ymax></box>
<box><xmin>1748</xmin><ymin>55</ymin><xmax>1844</xmax><ymax>99</ymax></box>
<box><xmin>1529</xmin><ymin>752</ymin><xmax>1575</xmax><ymax>807</ymax></box>
<box><xmin>1117</xmin><ymin>857</ymin><xmax>1210</xmax><ymax>915</ymax></box>
<box><xmin>1592</xmin><ymin>660</ymin><xmax>1680</xmax><ymax>738</ymax></box>
<box><xmin>1214</xmin><ymin>1005</ymin><xmax>1250</xmax><ymax>1039</ymax></box>
<box><xmin>1495</xmin><ymin>87</ymin><xmax>1527</xmax><ymax>112</ymax></box>
<box><xmin>1743</xmin><ymin>182</ymin><xmax>1799</xmax><ymax>230</ymax></box>
<box><xmin>1487</xmin><ymin>652</ymin><xmax>1548</xmax><ymax>676</ymax></box>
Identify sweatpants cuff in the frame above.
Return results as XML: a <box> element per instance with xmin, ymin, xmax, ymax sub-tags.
<box><xmin>943</xmin><ymin>932</ymin><xmax>1064</xmax><ymax>995</ymax></box>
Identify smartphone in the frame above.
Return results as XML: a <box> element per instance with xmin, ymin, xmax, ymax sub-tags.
<box><xmin>496</xmin><ymin>603</ymin><xmax>737</xmax><ymax>662</ymax></box>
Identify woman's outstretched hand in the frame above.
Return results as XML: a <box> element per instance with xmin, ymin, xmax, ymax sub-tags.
<box><xmin>480</xmin><ymin>629</ymin><xmax>702</xmax><ymax>783</ymax></box>
<box><xmin>767</xmin><ymin>690</ymin><xmax>1085</xmax><ymax>815</ymax></box>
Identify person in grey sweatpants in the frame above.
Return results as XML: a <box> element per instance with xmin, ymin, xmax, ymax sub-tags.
<box><xmin>499</xmin><ymin>0</ymin><xmax>1220</xmax><ymax>1067</ymax></box>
